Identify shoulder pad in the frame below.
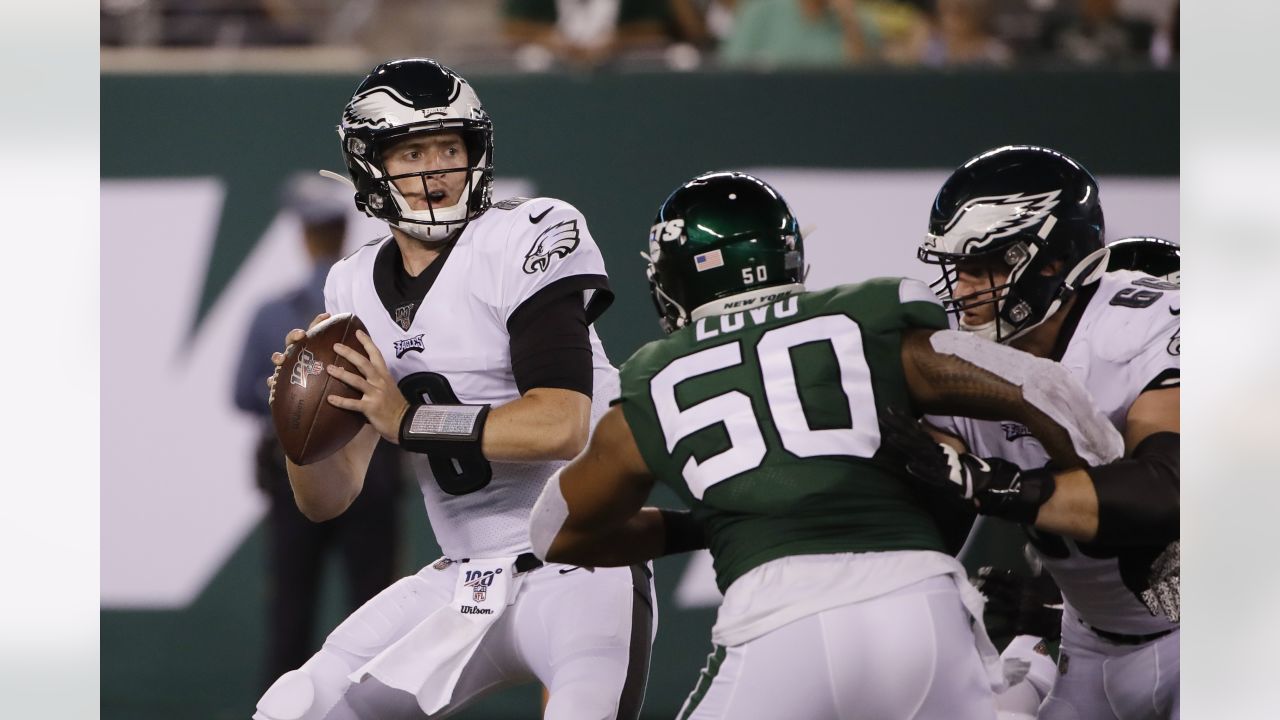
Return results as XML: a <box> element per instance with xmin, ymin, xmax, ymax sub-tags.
<box><xmin>898</xmin><ymin>277</ymin><xmax>943</xmax><ymax>307</ymax></box>
<box><xmin>468</xmin><ymin>197</ymin><xmax>582</xmax><ymax>257</ymax></box>
<box><xmin>819</xmin><ymin>277</ymin><xmax>948</xmax><ymax>331</ymax></box>
<box><xmin>466</xmin><ymin>197</ymin><xmax>606</xmax><ymax>320</ymax></box>
<box><xmin>503</xmin><ymin>198</ymin><xmax>591</xmax><ymax>271</ymax></box>
<box><xmin>619</xmin><ymin>336</ymin><xmax>672</xmax><ymax>386</ymax></box>
<box><xmin>1089</xmin><ymin>272</ymin><xmax>1180</xmax><ymax>364</ymax></box>
<box><xmin>491</xmin><ymin>196</ymin><xmax>533</xmax><ymax>210</ymax></box>
<box><xmin>338</xmin><ymin>234</ymin><xmax>388</xmax><ymax>263</ymax></box>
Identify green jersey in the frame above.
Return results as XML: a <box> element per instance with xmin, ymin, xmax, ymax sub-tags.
<box><xmin>618</xmin><ymin>278</ymin><xmax>951</xmax><ymax>593</ymax></box>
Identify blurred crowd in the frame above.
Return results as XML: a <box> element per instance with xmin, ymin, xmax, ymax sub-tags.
<box><xmin>102</xmin><ymin>0</ymin><xmax>1177</xmax><ymax>70</ymax></box>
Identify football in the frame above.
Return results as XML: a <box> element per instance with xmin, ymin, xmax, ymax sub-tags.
<box><xmin>271</xmin><ymin>313</ymin><xmax>370</xmax><ymax>465</ymax></box>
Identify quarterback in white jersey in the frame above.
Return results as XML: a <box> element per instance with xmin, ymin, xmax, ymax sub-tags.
<box><xmin>323</xmin><ymin>196</ymin><xmax>620</xmax><ymax>559</ymax></box>
<box><xmin>255</xmin><ymin>59</ymin><xmax>653</xmax><ymax>720</ymax></box>
<box><xmin>884</xmin><ymin>146</ymin><xmax>1180</xmax><ymax>720</ymax></box>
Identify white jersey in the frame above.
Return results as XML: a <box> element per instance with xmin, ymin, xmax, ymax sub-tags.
<box><xmin>929</xmin><ymin>271</ymin><xmax>1180</xmax><ymax>636</ymax></box>
<box><xmin>325</xmin><ymin>196</ymin><xmax>621</xmax><ymax>559</ymax></box>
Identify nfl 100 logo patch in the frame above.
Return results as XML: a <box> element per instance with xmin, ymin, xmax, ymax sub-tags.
<box><xmin>394</xmin><ymin>302</ymin><xmax>415</xmax><ymax>331</ymax></box>
<box><xmin>290</xmin><ymin>349</ymin><xmax>324</xmax><ymax>388</ymax></box>
<box><xmin>463</xmin><ymin>568</ymin><xmax>503</xmax><ymax>603</ymax></box>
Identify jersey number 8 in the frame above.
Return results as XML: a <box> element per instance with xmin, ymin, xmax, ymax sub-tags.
<box><xmin>398</xmin><ymin>371</ymin><xmax>493</xmax><ymax>495</ymax></box>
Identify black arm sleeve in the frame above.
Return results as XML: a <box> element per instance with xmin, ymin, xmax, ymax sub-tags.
<box><xmin>508</xmin><ymin>283</ymin><xmax>594</xmax><ymax>397</ymax></box>
<box><xmin>659</xmin><ymin>508</ymin><xmax>709</xmax><ymax>555</ymax></box>
<box><xmin>1087</xmin><ymin>431</ymin><xmax>1179</xmax><ymax>547</ymax></box>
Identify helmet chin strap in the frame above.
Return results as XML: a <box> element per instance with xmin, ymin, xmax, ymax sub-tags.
<box><xmin>394</xmin><ymin>224</ymin><xmax>458</xmax><ymax>246</ymax></box>
<box><xmin>1064</xmin><ymin>247</ymin><xmax>1111</xmax><ymax>288</ymax></box>
<box><xmin>386</xmin><ymin>168</ymin><xmax>483</xmax><ymax>241</ymax></box>
<box><xmin>318</xmin><ymin>169</ymin><xmax>355</xmax><ymax>188</ymax></box>
<box><xmin>317</xmin><ymin>168</ymin><xmax>469</xmax><ymax>241</ymax></box>
<box><xmin>393</xmin><ymin>215</ymin><xmax>467</xmax><ymax>242</ymax></box>
<box><xmin>650</xmin><ymin>277</ymin><xmax>689</xmax><ymax>333</ymax></box>
<box><xmin>980</xmin><ymin>246</ymin><xmax>1112</xmax><ymax>344</ymax></box>
<box><xmin>958</xmin><ymin>316</ymin><xmax>1001</xmax><ymax>342</ymax></box>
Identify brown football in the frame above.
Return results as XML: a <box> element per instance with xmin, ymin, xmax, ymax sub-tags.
<box><xmin>270</xmin><ymin>313</ymin><xmax>370</xmax><ymax>465</ymax></box>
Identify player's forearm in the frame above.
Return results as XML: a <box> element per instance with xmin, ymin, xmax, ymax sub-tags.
<box><xmin>1033</xmin><ymin>433</ymin><xmax>1178</xmax><ymax>544</ymax></box>
<box><xmin>285</xmin><ymin>426</ymin><xmax>376</xmax><ymax>521</ymax></box>
<box><xmin>546</xmin><ymin>508</ymin><xmax>667</xmax><ymax>567</ymax></box>
<box><xmin>481</xmin><ymin>389</ymin><xmax>590</xmax><ymax>462</ymax></box>
<box><xmin>1031</xmin><ymin>469</ymin><xmax>1099</xmax><ymax>541</ymax></box>
<box><xmin>286</xmin><ymin>458</ymin><xmax>360</xmax><ymax>522</ymax></box>
<box><xmin>907</xmin><ymin>330</ymin><xmax>1123</xmax><ymax>468</ymax></box>
<box><xmin>982</xmin><ymin>364</ymin><xmax>1114</xmax><ymax>469</ymax></box>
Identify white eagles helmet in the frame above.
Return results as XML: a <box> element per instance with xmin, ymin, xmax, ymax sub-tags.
<box><xmin>337</xmin><ymin>58</ymin><xmax>494</xmax><ymax>242</ymax></box>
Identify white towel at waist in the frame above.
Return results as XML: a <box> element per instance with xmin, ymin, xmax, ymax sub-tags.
<box><xmin>350</xmin><ymin>556</ymin><xmax>524</xmax><ymax>714</ymax></box>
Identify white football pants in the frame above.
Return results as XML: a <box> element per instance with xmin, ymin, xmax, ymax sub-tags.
<box><xmin>254</xmin><ymin>559</ymin><xmax>654</xmax><ymax>720</ymax></box>
<box><xmin>677</xmin><ymin>575</ymin><xmax>998</xmax><ymax>720</ymax></box>
<box><xmin>1039</xmin><ymin>617</ymin><xmax>1179</xmax><ymax>720</ymax></box>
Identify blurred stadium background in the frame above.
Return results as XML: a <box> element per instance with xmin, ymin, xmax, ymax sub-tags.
<box><xmin>100</xmin><ymin>1</ymin><xmax>1177</xmax><ymax>718</ymax></box>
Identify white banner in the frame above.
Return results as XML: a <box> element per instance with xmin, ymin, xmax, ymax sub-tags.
<box><xmin>101</xmin><ymin>171</ymin><xmax>1176</xmax><ymax>609</ymax></box>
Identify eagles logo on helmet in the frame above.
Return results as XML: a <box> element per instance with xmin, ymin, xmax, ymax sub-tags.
<box><xmin>645</xmin><ymin>171</ymin><xmax>805</xmax><ymax>334</ymax></box>
<box><xmin>918</xmin><ymin>145</ymin><xmax>1111</xmax><ymax>343</ymax></box>
<box><xmin>337</xmin><ymin>58</ymin><xmax>495</xmax><ymax>242</ymax></box>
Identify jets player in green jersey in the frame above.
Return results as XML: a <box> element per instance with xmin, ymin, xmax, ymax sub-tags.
<box><xmin>528</xmin><ymin>171</ymin><xmax>1126</xmax><ymax>720</ymax></box>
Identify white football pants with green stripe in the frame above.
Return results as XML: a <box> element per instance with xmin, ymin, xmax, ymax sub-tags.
<box><xmin>677</xmin><ymin>575</ymin><xmax>998</xmax><ymax>720</ymax></box>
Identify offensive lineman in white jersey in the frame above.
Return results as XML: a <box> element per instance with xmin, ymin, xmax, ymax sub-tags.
<box><xmin>881</xmin><ymin>146</ymin><xmax>1180</xmax><ymax>719</ymax></box>
<box><xmin>255</xmin><ymin>59</ymin><xmax>654</xmax><ymax>720</ymax></box>
<box><xmin>971</xmin><ymin>234</ymin><xmax>1183</xmax><ymax>720</ymax></box>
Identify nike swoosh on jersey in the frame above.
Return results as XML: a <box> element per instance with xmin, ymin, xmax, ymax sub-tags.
<box><xmin>529</xmin><ymin>206</ymin><xmax>552</xmax><ymax>224</ymax></box>
<box><xmin>1169</xmin><ymin>307</ymin><xmax>1180</xmax><ymax>316</ymax></box>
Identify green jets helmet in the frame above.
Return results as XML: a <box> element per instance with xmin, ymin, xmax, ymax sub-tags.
<box><xmin>646</xmin><ymin>171</ymin><xmax>805</xmax><ymax>333</ymax></box>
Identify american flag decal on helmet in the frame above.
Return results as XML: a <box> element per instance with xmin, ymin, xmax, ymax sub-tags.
<box><xmin>693</xmin><ymin>249</ymin><xmax>724</xmax><ymax>271</ymax></box>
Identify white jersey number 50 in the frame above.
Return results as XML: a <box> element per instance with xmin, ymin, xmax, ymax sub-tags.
<box><xmin>650</xmin><ymin>314</ymin><xmax>880</xmax><ymax>499</ymax></box>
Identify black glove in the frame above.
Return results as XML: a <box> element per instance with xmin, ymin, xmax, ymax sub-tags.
<box><xmin>879</xmin><ymin>407</ymin><xmax>1056</xmax><ymax>525</ymax></box>
<box><xmin>972</xmin><ymin>566</ymin><xmax>1063</xmax><ymax>642</ymax></box>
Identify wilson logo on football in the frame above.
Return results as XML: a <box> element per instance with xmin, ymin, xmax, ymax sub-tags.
<box><xmin>290</xmin><ymin>349</ymin><xmax>324</xmax><ymax>389</ymax></box>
